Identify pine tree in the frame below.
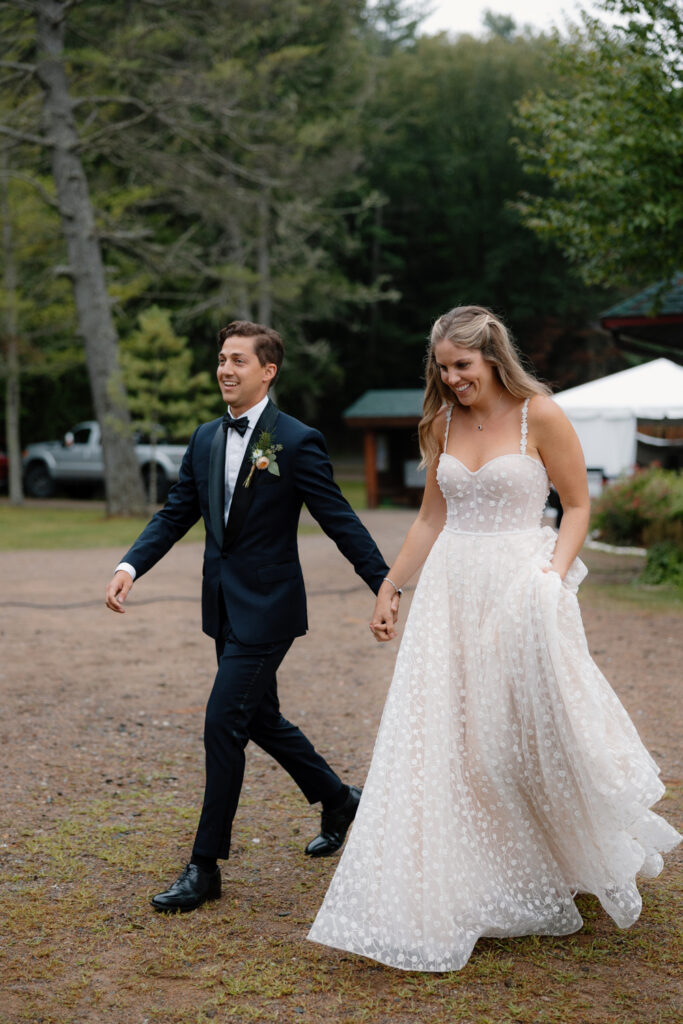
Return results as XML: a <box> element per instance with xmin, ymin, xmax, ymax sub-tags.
<box><xmin>120</xmin><ymin>306</ymin><xmax>219</xmax><ymax>502</ymax></box>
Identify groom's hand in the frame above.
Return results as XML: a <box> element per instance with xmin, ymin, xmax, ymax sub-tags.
<box><xmin>105</xmin><ymin>570</ymin><xmax>134</xmax><ymax>613</ymax></box>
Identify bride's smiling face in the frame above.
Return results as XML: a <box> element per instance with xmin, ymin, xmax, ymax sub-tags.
<box><xmin>433</xmin><ymin>340</ymin><xmax>496</xmax><ymax>406</ymax></box>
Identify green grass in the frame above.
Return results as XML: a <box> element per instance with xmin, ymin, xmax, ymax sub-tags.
<box><xmin>0</xmin><ymin>504</ymin><xmax>206</xmax><ymax>550</ymax></box>
<box><xmin>580</xmin><ymin>547</ymin><xmax>683</xmax><ymax>614</ymax></box>
<box><xmin>0</xmin><ymin>481</ymin><xmax>366</xmax><ymax>551</ymax></box>
<box><xmin>333</xmin><ymin>478</ymin><xmax>365</xmax><ymax>510</ymax></box>
<box><xmin>582</xmin><ymin>579</ymin><xmax>683</xmax><ymax>612</ymax></box>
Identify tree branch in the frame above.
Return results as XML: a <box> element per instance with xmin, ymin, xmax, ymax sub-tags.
<box><xmin>0</xmin><ymin>123</ymin><xmax>48</xmax><ymax>147</ymax></box>
<box><xmin>98</xmin><ymin>227</ymin><xmax>154</xmax><ymax>243</ymax></box>
<box><xmin>79</xmin><ymin>110</ymin><xmax>151</xmax><ymax>148</ymax></box>
<box><xmin>0</xmin><ymin>60</ymin><xmax>37</xmax><ymax>72</ymax></box>
<box><xmin>0</xmin><ymin>1</ymin><xmax>38</xmax><ymax>12</ymax></box>
<box><xmin>0</xmin><ymin>168</ymin><xmax>60</xmax><ymax>209</ymax></box>
<box><xmin>71</xmin><ymin>94</ymin><xmax>153</xmax><ymax>112</ymax></box>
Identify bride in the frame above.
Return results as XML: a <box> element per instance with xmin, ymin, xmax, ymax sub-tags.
<box><xmin>308</xmin><ymin>305</ymin><xmax>680</xmax><ymax>972</ymax></box>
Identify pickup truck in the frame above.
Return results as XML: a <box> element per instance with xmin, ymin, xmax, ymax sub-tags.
<box><xmin>22</xmin><ymin>421</ymin><xmax>187</xmax><ymax>500</ymax></box>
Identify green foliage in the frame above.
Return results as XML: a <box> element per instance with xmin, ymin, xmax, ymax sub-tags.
<box><xmin>0</xmin><ymin>0</ymin><xmax>632</xmax><ymax>442</ymax></box>
<box><xmin>333</xmin><ymin>24</ymin><xmax>606</xmax><ymax>403</ymax></box>
<box><xmin>591</xmin><ymin>468</ymin><xmax>683</xmax><ymax>548</ymax></box>
<box><xmin>514</xmin><ymin>0</ymin><xmax>683</xmax><ymax>290</ymax></box>
<box><xmin>74</xmin><ymin>0</ymin><xmax>390</xmax><ymax>416</ymax></box>
<box><xmin>0</xmin><ymin>177</ymin><xmax>79</xmax><ymax>367</ymax></box>
<box><xmin>640</xmin><ymin>540</ymin><xmax>683</xmax><ymax>587</ymax></box>
<box><xmin>0</xmin><ymin>171</ymin><xmax>83</xmax><ymax>441</ymax></box>
<box><xmin>119</xmin><ymin>306</ymin><xmax>219</xmax><ymax>441</ymax></box>
<box><xmin>483</xmin><ymin>11</ymin><xmax>517</xmax><ymax>40</ymax></box>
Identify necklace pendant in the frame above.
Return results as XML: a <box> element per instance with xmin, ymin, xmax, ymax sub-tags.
<box><xmin>477</xmin><ymin>424</ymin><xmax>483</xmax><ymax>431</ymax></box>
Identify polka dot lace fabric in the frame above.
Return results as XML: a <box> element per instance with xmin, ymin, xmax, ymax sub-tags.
<box><xmin>308</xmin><ymin>401</ymin><xmax>680</xmax><ymax>971</ymax></box>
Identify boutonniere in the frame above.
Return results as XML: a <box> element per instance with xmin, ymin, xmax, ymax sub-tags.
<box><xmin>244</xmin><ymin>430</ymin><xmax>283</xmax><ymax>488</ymax></box>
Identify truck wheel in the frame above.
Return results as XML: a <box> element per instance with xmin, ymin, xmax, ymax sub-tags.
<box><xmin>24</xmin><ymin>462</ymin><xmax>56</xmax><ymax>498</ymax></box>
<box><xmin>142</xmin><ymin>465</ymin><xmax>169</xmax><ymax>502</ymax></box>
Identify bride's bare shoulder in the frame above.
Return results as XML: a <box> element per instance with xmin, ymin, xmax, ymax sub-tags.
<box><xmin>527</xmin><ymin>393</ymin><xmax>565</xmax><ymax>427</ymax></box>
<box><xmin>527</xmin><ymin>394</ymin><xmax>578</xmax><ymax>450</ymax></box>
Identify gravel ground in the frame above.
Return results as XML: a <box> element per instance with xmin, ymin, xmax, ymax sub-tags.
<box><xmin>0</xmin><ymin>510</ymin><xmax>680</xmax><ymax>1023</ymax></box>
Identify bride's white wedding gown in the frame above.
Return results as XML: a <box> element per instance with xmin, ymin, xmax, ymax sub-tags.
<box><xmin>308</xmin><ymin>400</ymin><xmax>680</xmax><ymax>972</ymax></box>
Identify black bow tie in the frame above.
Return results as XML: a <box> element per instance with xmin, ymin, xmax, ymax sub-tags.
<box><xmin>222</xmin><ymin>413</ymin><xmax>249</xmax><ymax>437</ymax></box>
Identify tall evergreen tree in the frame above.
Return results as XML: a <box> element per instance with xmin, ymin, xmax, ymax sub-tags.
<box><xmin>514</xmin><ymin>0</ymin><xmax>683</xmax><ymax>292</ymax></box>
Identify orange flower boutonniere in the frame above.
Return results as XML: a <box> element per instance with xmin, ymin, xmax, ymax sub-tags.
<box><xmin>244</xmin><ymin>431</ymin><xmax>283</xmax><ymax>488</ymax></box>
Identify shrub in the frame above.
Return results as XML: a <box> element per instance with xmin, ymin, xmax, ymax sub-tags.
<box><xmin>591</xmin><ymin>468</ymin><xmax>683</xmax><ymax>548</ymax></box>
<box><xmin>640</xmin><ymin>541</ymin><xmax>683</xmax><ymax>587</ymax></box>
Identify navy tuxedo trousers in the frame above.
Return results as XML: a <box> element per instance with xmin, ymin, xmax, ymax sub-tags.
<box><xmin>192</xmin><ymin>602</ymin><xmax>343</xmax><ymax>860</ymax></box>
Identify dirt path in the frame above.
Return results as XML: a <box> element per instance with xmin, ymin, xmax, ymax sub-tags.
<box><xmin>1</xmin><ymin>511</ymin><xmax>680</xmax><ymax>1024</ymax></box>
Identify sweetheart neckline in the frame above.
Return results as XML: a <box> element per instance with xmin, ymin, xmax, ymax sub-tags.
<box><xmin>439</xmin><ymin>452</ymin><xmax>547</xmax><ymax>477</ymax></box>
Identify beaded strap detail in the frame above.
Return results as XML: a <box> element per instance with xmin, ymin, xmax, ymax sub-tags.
<box><xmin>444</xmin><ymin>404</ymin><xmax>453</xmax><ymax>448</ymax></box>
<box><xmin>520</xmin><ymin>398</ymin><xmax>530</xmax><ymax>455</ymax></box>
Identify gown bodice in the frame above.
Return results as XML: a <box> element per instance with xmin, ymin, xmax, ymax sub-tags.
<box><xmin>436</xmin><ymin>398</ymin><xmax>549</xmax><ymax>534</ymax></box>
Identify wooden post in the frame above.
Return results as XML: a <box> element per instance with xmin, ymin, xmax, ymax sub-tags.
<box><xmin>364</xmin><ymin>429</ymin><xmax>378</xmax><ymax>509</ymax></box>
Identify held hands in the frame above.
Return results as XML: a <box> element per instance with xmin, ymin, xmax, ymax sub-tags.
<box><xmin>369</xmin><ymin>581</ymin><xmax>401</xmax><ymax>642</ymax></box>
<box><xmin>105</xmin><ymin>569</ymin><xmax>134</xmax><ymax>613</ymax></box>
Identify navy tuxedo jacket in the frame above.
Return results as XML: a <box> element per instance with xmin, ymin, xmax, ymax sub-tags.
<box><xmin>121</xmin><ymin>399</ymin><xmax>389</xmax><ymax>645</ymax></box>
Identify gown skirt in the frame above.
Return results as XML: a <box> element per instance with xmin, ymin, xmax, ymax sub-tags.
<box><xmin>308</xmin><ymin>522</ymin><xmax>680</xmax><ymax>972</ymax></box>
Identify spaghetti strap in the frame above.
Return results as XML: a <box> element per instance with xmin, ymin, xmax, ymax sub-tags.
<box><xmin>520</xmin><ymin>398</ymin><xmax>530</xmax><ymax>455</ymax></box>
<box><xmin>444</xmin><ymin>404</ymin><xmax>453</xmax><ymax>450</ymax></box>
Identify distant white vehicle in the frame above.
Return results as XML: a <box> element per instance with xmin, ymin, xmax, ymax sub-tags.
<box><xmin>22</xmin><ymin>420</ymin><xmax>187</xmax><ymax>499</ymax></box>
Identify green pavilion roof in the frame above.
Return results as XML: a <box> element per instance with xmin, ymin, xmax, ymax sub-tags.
<box><xmin>343</xmin><ymin>389</ymin><xmax>424</xmax><ymax>422</ymax></box>
<box><xmin>600</xmin><ymin>274</ymin><xmax>683</xmax><ymax>320</ymax></box>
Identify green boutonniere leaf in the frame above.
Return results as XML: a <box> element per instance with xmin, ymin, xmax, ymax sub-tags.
<box><xmin>244</xmin><ymin>431</ymin><xmax>284</xmax><ymax>487</ymax></box>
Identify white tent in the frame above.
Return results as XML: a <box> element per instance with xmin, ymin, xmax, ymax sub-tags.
<box><xmin>554</xmin><ymin>358</ymin><xmax>683</xmax><ymax>477</ymax></box>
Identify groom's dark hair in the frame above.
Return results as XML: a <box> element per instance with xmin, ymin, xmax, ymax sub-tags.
<box><xmin>218</xmin><ymin>320</ymin><xmax>284</xmax><ymax>386</ymax></box>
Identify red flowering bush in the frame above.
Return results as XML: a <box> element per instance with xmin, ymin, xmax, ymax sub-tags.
<box><xmin>591</xmin><ymin>468</ymin><xmax>683</xmax><ymax>548</ymax></box>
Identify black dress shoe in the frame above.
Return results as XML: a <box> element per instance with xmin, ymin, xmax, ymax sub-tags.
<box><xmin>151</xmin><ymin>863</ymin><xmax>221</xmax><ymax>913</ymax></box>
<box><xmin>305</xmin><ymin>785</ymin><xmax>362</xmax><ymax>857</ymax></box>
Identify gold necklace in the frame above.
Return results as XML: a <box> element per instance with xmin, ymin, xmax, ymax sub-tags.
<box><xmin>472</xmin><ymin>390</ymin><xmax>505</xmax><ymax>430</ymax></box>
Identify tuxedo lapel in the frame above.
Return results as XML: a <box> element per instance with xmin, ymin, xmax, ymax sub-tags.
<box><xmin>223</xmin><ymin>399</ymin><xmax>280</xmax><ymax>551</ymax></box>
<box><xmin>208</xmin><ymin>420</ymin><xmax>227</xmax><ymax>549</ymax></box>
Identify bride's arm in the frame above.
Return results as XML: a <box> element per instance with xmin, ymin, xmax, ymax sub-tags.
<box><xmin>370</xmin><ymin>452</ymin><xmax>447</xmax><ymax>642</ymax></box>
<box><xmin>531</xmin><ymin>396</ymin><xmax>590</xmax><ymax>579</ymax></box>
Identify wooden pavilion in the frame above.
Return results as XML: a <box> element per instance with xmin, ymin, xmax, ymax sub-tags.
<box><xmin>600</xmin><ymin>274</ymin><xmax>683</xmax><ymax>359</ymax></box>
<box><xmin>343</xmin><ymin>389</ymin><xmax>424</xmax><ymax>508</ymax></box>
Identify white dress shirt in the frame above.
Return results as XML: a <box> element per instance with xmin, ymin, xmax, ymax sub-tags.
<box><xmin>116</xmin><ymin>395</ymin><xmax>269</xmax><ymax>581</ymax></box>
<box><xmin>223</xmin><ymin>394</ymin><xmax>269</xmax><ymax>523</ymax></box>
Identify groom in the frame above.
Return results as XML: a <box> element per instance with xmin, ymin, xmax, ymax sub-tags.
<box><xmin>105</xmin><ymin>320</ymin><xmax>392</xmax><ymax>912</ymax></box>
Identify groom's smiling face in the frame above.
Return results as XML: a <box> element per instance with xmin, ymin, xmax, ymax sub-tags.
<box><xmin>217</xmin><ymin>336</ymin><xmax>276</xmax><ymax>416</ymax></box>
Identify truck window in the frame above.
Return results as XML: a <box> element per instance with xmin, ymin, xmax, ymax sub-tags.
<box><xmin>72</xmin><ymin>428</ymin><xmax>91</xmax><ymax>444</ymax></box>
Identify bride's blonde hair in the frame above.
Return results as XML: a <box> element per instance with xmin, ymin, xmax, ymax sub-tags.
<box><xmin>418</xmin><ymin>306</ymin><xmax>551</xmax><ymax>467</ymax></box>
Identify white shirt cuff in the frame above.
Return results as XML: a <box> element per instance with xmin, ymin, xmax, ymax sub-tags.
<box><xmin>115</xmin><ymin>561</ymin><xmax>137</xmax><ymax>581</ymax></box>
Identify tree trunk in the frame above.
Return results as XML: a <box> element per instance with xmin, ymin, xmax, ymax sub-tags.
<box><xmin>34</xmin><ymin>0</ymin><xmax>146</xmax><ymax>515</ymax></box>
<box><xmin>257</xmin><ymin>186</ymin><xmax>271</xmax><ymax>325</ymax></box>
<box><xmin>230</xmin><ymin>228</ymin><xmax>251</xmax><ymax>320</ymax></box>
<box><xmin>369</xmin><ymin>202</ymin><xmax>382</xmax><ymax>374</ymax></box>
<box><xmin>1</xmin><ymin>149</ymin><xmax>23</xmax><ymax>505</ymax></box>
<box><xmin>226</xmin><ymin>179</ymin><xmax>252</xmax><ymax>320</ymax></box>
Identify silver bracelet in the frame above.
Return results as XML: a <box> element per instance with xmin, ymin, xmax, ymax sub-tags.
<box><xmin>382</xmin><ymin>576</ymin><xmax>403</xmax><ymax>596</ymax></box>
